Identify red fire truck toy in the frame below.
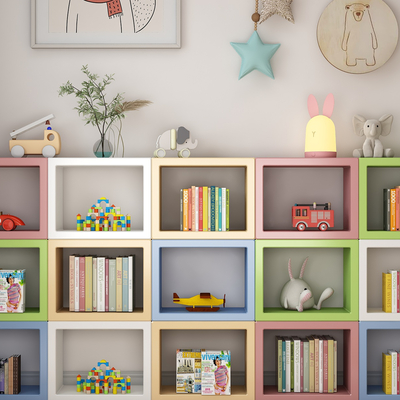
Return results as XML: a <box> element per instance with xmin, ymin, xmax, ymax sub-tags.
<box><xmin>0</xmin><ymin>212</ymin><xmax>25</xmax><ymax>231</ymax></box>
<box><xmin>292</xmin><ymin>202</ymin><xmax>334</xmax><ymax>231</ymax></box>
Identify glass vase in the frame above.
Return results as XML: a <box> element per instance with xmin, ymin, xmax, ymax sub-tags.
<box><xmin>93</xmin><ymin>138</ymin><xmax>113</xmax><ymax>158</ymax></box>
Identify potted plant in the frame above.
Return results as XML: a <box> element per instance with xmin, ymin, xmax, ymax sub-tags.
<box><xmin>59</xmin><ymin>65</ymin><xmax>151</xmax><ymax>157</ymax></box>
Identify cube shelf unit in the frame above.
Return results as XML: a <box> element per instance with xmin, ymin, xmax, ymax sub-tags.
<box><xmin>151</xmin><ymin>240</ymin><xmax>254</xmax><ymax>321</ymax></box>
<box><xmin>359</xmin><ymin>158</ymin><xmax>400</xmax><ymax>239</ymax></box>
<box><xmin>48</xmin><ymin>158</ymin><xmax>151</xmax><ymax>239</ymax></box>
<box><xmin>359</xmin><ymin>321</ymin><xmax>400</xmax><ymax>399</ymax></box>
<box><xmin>255</xmin><ymin>321</ymin><xmax>359</xmax><ymax>400</ymax></box>
<box><xmin>0</xmin><ymin>158</ymin><xmax>47</xmax><ymax>239</ymax></box>
<box><xmin>0</xmin><ymin>321</ymin><xmax>48</xmax><ymax>399</ymax></box>
<box><xmin>0</xmin><ymin>240</ymin><xmax>48</xmax><ymax>321</ymax></box>
<box><xmin>255</xmin><ymin>158</ymin><xmax>359</xmax><ymax>239</ymax></box>
<box><xmin>151</xmin><ymin>321</ymin><xmax>255</xmax><ymax>399</ymax></box>
<box><xmin>255</xmin><ymin>240</ymin><xmax>359</xmax><ymax>321</ymax></box>
<box><xmin>48</xmin><ymin>321</ymin><xmax>151</xmax><ymax>399</ymax></box>
<box><xmin>47</xmin><ymin>239</ymin><xmax>151</xmax><ymax>321</ymax></box>
<box><xmin>151</xmin><ymin>158</ymin><xmax>255</xmax><ymax>239</ymax></box>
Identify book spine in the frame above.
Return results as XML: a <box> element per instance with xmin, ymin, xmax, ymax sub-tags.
<box><xmin>122</xmin><ymin>257</ymin><xmax>129</xmax><ymax>312</ymax></box>
<box><xmin>128</xmin><ymin>255</ymin><xmax>134</xmax><ymax>312</ymax></box>
<box><xmin>69</xmin><ymin>255</ymin><xmax>75</xmax><ymax>311</ymax></box>
<box><xmin>396</xmin><ymin>187</ymin><xmax>400</xmax><ymax>230</ymax></box>
<box><xmin>8</xmin><ymin>356</ymin><xmax>12</xmax><ymax>395</ymax></box>
<box><xmin>105</xmin><ymin>258</ymin><xmax>109</xmax><ymax>312</ymax></box>
<box><xmin>389</xmin><ymin>350</ymin><xmax>397</xmax><ymax>394</ymax></box>
<box><xmin>203</xmin><ymin>186</ymin><xmax>208</xmax><ymax>231</ymax></box>
<box><xmin>108</xmin><ymin>259</ymin><xmax>116</xmax><ymax>312</ymax></box>
<box><xmin>79</xmin><ymin>257</ymin><xmax>85</xmax><ymax>312</ymax></box>
<box><xmin>226</xmin><ymin>188</ymin><xmax>230</xmax><ymax>231</ymax></box>
<box><xmin>188</xmin><ymin>188</ymin><xmax>192</xmax><ymax>231</ymax></box>
<box><xmin>285</xmin><ymin>340</ymin><xmax>291</xmax><ymax>393</ymax></box>
<box><xmin>314</xmin><ymin>337</ymin><xmax>319</xmax><ymax>393</ymax></box>
<box><xmin>391</xmin><ymin>188</ymin><xmax>397</xmax><ymax>231</ymax></box>
<box><xmin>199</xmin><ymin>186</ymin><xmax>203</xmax><ymax>232</ymax></box>
<box><xmin>308</xmin><ymin>337</ymin><xmax>314</xmax><ymax>393</ymax></box>
<box><xmin>191</xmin><ymin>185</ymin><xmax>196</xmax><ymax>231</ymax></box>
<box><xmin>210</xmin><ymin>186</ymin><xmax>216</xmax><ymax>231</ymax></box>
<box><xmin>116</xmin><ymin>257</ymin><xmax>123</xmax><ymax>311</ymax></box>
<box><xmin>383</xmin><ymin>272</ymin><xmax>392</xmax><ymax>312</ymax></box>
<box><xmin>0</xmin><ymin>360</ymin><xmax>4</xmax><ymax>394</ymax></box>
<box><xmin>319</xmin><ymin>338</ymin><xmax>323</xmax><ymax>393</ymax></box>
<box><xmin>323</xmin><ymin>339</ymin><xmax>328</xmax><ymax>393</ymax></box>
<box><xmin>303</xmin><ymin>341</ymin><xmax>309</xmax><ymax>393</ymax></box>
<box><xmin>218</xmin><ymin>187</ymin><xmax>222</xmax><ymax>231</ymax></box>
<box><xmin>4</xmin><ymin>359</ymin><xmax>8</xmax><ymax>395</ymax></box>
<box><xmin>180</xmin><ymin>188</ymin><xmax>183</xmax><ymax>231</ymax></box>
<box><xmin>85</xmin><ymin>256</ymin><xmax>92</xmax><ymax>312</ymax></box>
<box><xmin>215</xmin><ymin>186</ymin><xmax>219</xmax><ymax>232</ymax></box>
<box><xmin>276</xmin><ymin>337</ymin><xmax>282</xmax><ymax>392</ymax></box>
<box><xmin>293</xmin><ymin>338</ymin><xmax>300</xmax><ymax>392</ymax></box>
<box><xmin>291</xmin><ymin>339</ymin><xmax>294</xmax><ymax>392</ymax></box>
<box><xmin>208</xmin><ymin>188</ymin><xmax>211</xmax><ymax>231</ymax></box>
<box><xmin>183</xmin><ymin>188</ymin><xmax>189</xmax><ymax>231</ymax></box>
<box><xmin>97</xmin><ymin>257</ymin><xmax>105</xmax><ymax>312</ymax></box>
<box><xmin>383</xmin><ymin>353</ymin><xmax>392</xmax><ymax>394</ymax></box>
<box><xmin>222</xmin><ymin>187</ymin><xmax>226</xmax><ymax>231</ymax></box>
<box><xmin>74</xmin><ymin>257</ymin><xmax>80</xmax><ymax>312</ymax></box>
<box><xmin>92</xmin><ymin>257</ymin><xmax>97</xmax><ymax>312</ymax></box>
<box><xmin>384</xmin><ymin>188</ymin><xmax>390</xmax><ymax>231</ymax></box>
<box><xmin>327</xmin><ymin>339</ymin><xmax>334</xmax><ymax>393</ymax></box>
<box><xmin>390</xmin><ymin>270</ymin><xmax>397</xmax><ymax>313</ymax></box>
<box><xmin>14</xmin><ymin>355</ymin><xmax>20</xmax><ymax>394</ymax></box>
<box><xmin>282</xmin><ymin>341</ymin><xmax>286</xmax><ymax>392</ymax></box>
<box><xmin>300</xmin><ymin>340</ymin><xmax>304</xmax><ymax>393</ymax></box>
<box><xmin>334</xmin><ymin>340</ymin><xmax>337</xmax><ymax>393</ymax></box>
<box><xmin>195</xmin><ymin>186</ymin><xmax>199</xmax><ymax>231</ymax></box>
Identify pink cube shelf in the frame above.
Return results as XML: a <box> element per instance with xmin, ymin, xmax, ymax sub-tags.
<box><xmin>0</xmin><ymin>158</ymin><xmax>47</xmax><ymax>239</ymax></box>
<box><xmin>255</xmin><ymin>158</ymin><xmax>358</xmax><ymax>239</ymax></box>
<box><xmin>255</xmin><ymin>321</ymin><xmax>359</xmax><ymax>400</ymax></box>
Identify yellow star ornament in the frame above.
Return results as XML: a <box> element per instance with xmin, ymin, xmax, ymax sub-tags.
<box><xmin>231</xmin><ymin>31</ymin><xmax>280</xmax><ymax>79</ymax></box>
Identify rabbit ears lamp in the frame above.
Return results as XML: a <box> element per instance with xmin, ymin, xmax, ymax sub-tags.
<box><xmin>305</xmin><ymin>93</ymin><xmax>337</xmax><ymax>158</ymax></box>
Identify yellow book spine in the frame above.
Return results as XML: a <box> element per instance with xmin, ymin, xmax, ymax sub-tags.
<box><xmin>116</xmin><ymin>257</ymin><xmax>123</xmax><ymax>311</ymax></box>
<box><xmin>85</xmin><ymin>256</ymin><xmax>92</xmax><ymax>312</ymax></box>
<box><xmin>382</xmin><ymin>272</ymin><xmax>392</xmax><ymax>313</ymax></box>
<box><xmin>383</xmin><ymin>353</ymin><xmax>392</xmax><ymax>394</ymax></box>
<box><xmin>183</xmin><ymin>189</ymin><xmax>189</xmax><ymax>231</ymax></box>
<box><xmin>391</xmin><ymin>188</ymin><xmax>397</xmax><ymax>231</ymax></box>
<box><xmin>203</xmin><ymin>186</ymin><xmax>208</xmax><ymax>231</ymax></box>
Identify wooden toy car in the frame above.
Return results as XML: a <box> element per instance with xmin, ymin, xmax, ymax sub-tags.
<box><xmin>173</xmin><ymin>292</ymin><xmax>226</xmax><ymax>312</ymax></box>
<box><xmin>9</xmin><ymin>114</ymin><xmax>61</xmax><ymax>158</ymax></box>
<box><xmin>292</xmin><ymin>202</ymin><xmax>334</xmax><ymax>231</ymax></box>
<box><xmin>0</xmin><ymin>212</ymin><xmax>25</xmax><ymax>231</ymax></box>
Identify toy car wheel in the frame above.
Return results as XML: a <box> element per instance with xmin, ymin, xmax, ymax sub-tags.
<box><xmin>10</xmin><ymin>145</ymin><xmax>25</xmax><ymax>158</ymax></box>
<box><xmin>42</xmin><ymin>145</ymin><xmax>56</xmax><ymax>158</ymax></box>
<box><xmin>178</xmin><ymin>148</ymin><xmax>190</xmax><ymax>158</ymax></box>
<box><xmin>2</xmin><ymin>219</ymin><xmax>15</xmax><ymax>231</ymax></box>
<box><xmin>319</xmin><ymin>222</ymin><xmax>328</xmax><ymax>231</ymax></box>
<box><xmin>154</xmin><ymin>148</ymin><xmax>166</xmax><ymax>158</ymax></box>
<box><xmin>297</xmin><ymin>223</ymin><xmax>306</xmax><ymax>231</ymax></box>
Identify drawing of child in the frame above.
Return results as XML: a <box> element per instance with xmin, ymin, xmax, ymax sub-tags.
<box><xmin>6</xmin><ymin>275</ymin><xmax>21</xmax><ymax>313</ymax></box>
<box><xmin>213</xmin><ymin>357</ymin><xmax>229</xmax><ymax>395</ymax></box>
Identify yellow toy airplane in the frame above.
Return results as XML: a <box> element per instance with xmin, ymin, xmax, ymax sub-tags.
<box><xmin>173</xmin><ymin>292</ymin><xmax>226</xmax><ymax>312</ymax></box>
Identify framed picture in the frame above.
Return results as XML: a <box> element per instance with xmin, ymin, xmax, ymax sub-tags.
<box><xmin>31</xmin><ymin>0</ymin><xmax>181</xmax><ymax>48</ymax></box>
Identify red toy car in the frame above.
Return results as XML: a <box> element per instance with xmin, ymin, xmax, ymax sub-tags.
<box><xmin>0</xmin><ymin>212</ymin><xmax>25</xmax><ymax>231</ymax></box>
<box><xmin>292</xmin><ymin>202</ymin><xmax>334</xmax><ymax>231</ymax></box>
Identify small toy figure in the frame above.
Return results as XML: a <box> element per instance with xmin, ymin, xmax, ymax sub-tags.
<box><xmin>353</xmin><ymin>114</ymin><xmax>394</xmax><ymax>158</ymax></box>
<box><xmin>154</xmin><ymin>126</ymin><xmax>198</xmax><ymax>158</ymax></box>
<box><xmin>280</xmin><ymin>258</ymin><xmax>334</xmax><ymax>312</ymax></box>
<box><xmin>292</xmin><ymin>202</ymin><xmax>334</xmax><ymax>231</ymax></box>
<box><xmin>173</xmin><ymin>292</ymin><xmax>226</xmax><ymax>312</ymax></box>
<box><xmin>0</xmin><ymin>212</ymin><xmax>25</xmax><ymax>231</ymax></box>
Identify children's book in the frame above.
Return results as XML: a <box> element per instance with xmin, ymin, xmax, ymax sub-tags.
<box><xmin>201</xmin><ymin>350</ymin><xmax>231</xmax><ymax>395</ymax></box>
<box><xmin>176</xmin><ymin>349</ymin><xmax>202</xmax><ymax>394</ymax></box>
<box><xmin>0</xmin><ymin>270</ymin><xmax>26</xmax><ymax>313</ymax></box>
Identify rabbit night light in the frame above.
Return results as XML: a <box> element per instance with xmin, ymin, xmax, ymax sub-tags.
<box><xmin>280</xmin><ymin>258</ymin><xmax>334</xmax><ymax>312</ymax></box>
<box><xmin>305</xmin><ymin>93</ymin><xmax>336</xmax><ymax>158</ymax></box>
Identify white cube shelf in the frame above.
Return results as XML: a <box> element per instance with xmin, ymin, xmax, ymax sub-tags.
<box><xmin>48</xmin><ymin>321</ymin><xmax>151</xmax><ymax>399</ymax></box>
<box><xmin>48</xmin><ymin>158</ymin><xmax>151</xmax><ymax>239</ymax></box>
<box><xmin>359</xmin><ymin>240</ymin><xmax>400</xmax><ymax>321</ymax></box>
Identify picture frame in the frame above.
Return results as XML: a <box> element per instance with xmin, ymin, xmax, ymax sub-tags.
<box><xmin>30</xmin><ymin>0</ymin><xmax>181</xmax><ymax>49</ymax></box>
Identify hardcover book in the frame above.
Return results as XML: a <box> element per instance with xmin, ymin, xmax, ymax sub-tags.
<box><xmin>201</xmin><ymin>350</ymin><xmax>231</xmax><ymax>395</ymax></box>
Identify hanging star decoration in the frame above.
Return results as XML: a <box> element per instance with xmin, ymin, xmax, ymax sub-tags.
<box><xmin>230</xmin><ymin>1</ymin><xmax>280</xmax><ymax>80</ymax></box>
<box><xmin>259</xmin><ymin>0</ymin><xmax>295</xmax><ymax>24</ymax></box>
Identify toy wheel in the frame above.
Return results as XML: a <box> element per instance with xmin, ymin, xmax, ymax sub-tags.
<box><xmin>297</xmin><ymin>223</ymin><xmax>306</xmax><ymax>231</ymax></box>
<box><xmin>2</xmin><ymin>219</ymin><xmax>15</xmax><ymax>231</ymax></box>
<box><xmin>154</xmin><ymin>148</ymin><xmax>166</xmax><ymax>158</ymax></box>
<box><xmin>11</xmin><ymin>145</ymin><xmax>24</xmax><ymax>158</ymax></box>
<box><xmin>42</xmin><ymin>145</ymin><xmax>56</xmax><ymax>158</ymax></box>
<box><xmin>178</xmin><ymin>148</ymin><xmax>190</xmax><ymax>158</ymax></box>
<box><xmin>319</xmin><ymin>222</ymin><xmax>328</xmax><ymax>231</ymax></box>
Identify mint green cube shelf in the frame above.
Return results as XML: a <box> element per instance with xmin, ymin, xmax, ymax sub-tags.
<box><xmin>255</xmin><ymin>240</ymin><xmax>359</xmax><ymax>321</ymax></box>
<box><xmin>359</xmin><ymin>158</ymin><xmax>400</xmax><ymax>239</ymax></box>
<box><xmin>0</xmin><ymin>240</ymin><xmax>48</xmax><ymax>321</ymax></box>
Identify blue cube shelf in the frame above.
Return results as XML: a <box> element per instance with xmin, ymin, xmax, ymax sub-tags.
<box><xmin>0</xmin><ymin>321</ymin><xmax>48</xmax><ymax>399</ymax></box>
<box><xmin>152</xmin><ymin>240</ymin><xmax>255</xmax><ymax>321</ymax></box>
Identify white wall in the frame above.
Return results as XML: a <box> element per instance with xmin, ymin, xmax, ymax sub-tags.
<box><xmin>1</xmin><ymin>1</ymin><xmax>400</xmax><ymax>158</ymax></box>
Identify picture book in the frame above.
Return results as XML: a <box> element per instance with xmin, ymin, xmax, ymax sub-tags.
<box><xmin>201</xmin><ymin>350</ymin><xmax>231</xmax><ymax>395</ymax></box>
<box><xmin>176</xmin><ymin>349</ymin><xmax>202</xmax><ymax>394</ymax></box>
<box><xmin>0</xmin><ymin>270</ymin><xmax>26</xmax><ymax>313</ymax></box>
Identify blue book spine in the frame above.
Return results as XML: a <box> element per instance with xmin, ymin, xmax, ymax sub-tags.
<box><xmin>282</xmin><ymin>344</ymin><xmax>286</xmax><ymax>392</ymax></box>
<box><xmin>122</xmin><ymin>257</ymin><xmax>129</xmax><ymax>312</ymax></box>
<box><xmin>210</xmin><ymin>186</ymin><xmax>216</xmax><ymax>231</ymax></box>
<box><xmin>218</xmin><ymin>187</ymin><xmax>222</xmax><ymax>231</ymax></box>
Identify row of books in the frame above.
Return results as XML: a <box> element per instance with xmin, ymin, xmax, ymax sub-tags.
<box><xmin>176</xmin><ymin>349</ymin><xmax>231</xmax><ymax>395</ymax></box>
<box><xmin>383</xmin><ymin>350</ymin><xmax>400</xmax><ymax>394</ymax></box>
<box><xmin>180</xmin><ymin>186</ymin><xmax>230</xmax><ymax>232</ymax></box>
<box><xmin>0</xmin><ymin>355</ymin><xmax>21</xmax><ymax>395</ymax></box>
<box><xmin>383</xmin><ymin>187</ymin><xmax>400</xmax><ymax>231</ymax></box>
<box><xmin>382</xmin><ymin>270</ymin><xmax>400</xmax><ymax>313</ymax></box>
<box><xmin>68</xmin><ymin>255</ymin><xmax>135</xmax><ymax>312</ymax></box>
<box><xmin>276</xmin><ymin>335</ymin><xmax>337</xmax><ymax>393</ymax></box>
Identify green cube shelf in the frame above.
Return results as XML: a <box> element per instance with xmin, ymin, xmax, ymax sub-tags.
<box><xmin>0</xmin><ymin>240</ymin><xmax>48</xmax><ymax>321</ymax></box>
<box><xmin>255</xmin><ymin>240</ymin><xmax>359</xmax><ymax>321</ymax></box>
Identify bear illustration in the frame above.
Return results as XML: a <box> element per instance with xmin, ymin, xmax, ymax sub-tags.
<box><xmin>341</xmin><ymin>3</ymin><xmax>378</xmax><ymax>66</ymax></box>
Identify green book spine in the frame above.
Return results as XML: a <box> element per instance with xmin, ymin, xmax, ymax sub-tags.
<box><xmin>226</xmin><ymin>188</ymin><xmax>229</xmax><ymax>231</ymax></box>
<box><xmin>276</xmin><ymin>337</ymin><xmax>283</xmax><ymax>392</ymax></box>
<box><xmin>108</xmin><ymin>259</ymin><xmax>116</xmax><ymax>312</ymax></box>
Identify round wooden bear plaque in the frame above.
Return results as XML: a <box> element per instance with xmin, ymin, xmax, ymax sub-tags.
<box><xmin>317</xmin><ymin>0</ymin><xmax>398</xmax><ymax>74</ymax></box>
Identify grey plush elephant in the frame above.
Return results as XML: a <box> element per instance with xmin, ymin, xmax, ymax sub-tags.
<box><xmin>280</xmin><ymin>258</ymin><xmax>334</xmax><ymax>312</ymax></box>
<box><xmin>353</xmin><ymin>114</ymin><xmax>394</xmax><ymax>158</ymax></box>
<box><xmin>154</xmin><ymin>126</ymin><xmax>198</xmax><ymax>158</ymax></box>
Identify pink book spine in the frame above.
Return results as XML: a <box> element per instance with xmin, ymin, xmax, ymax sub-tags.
<box><xmin>323</xmin><ymin>340</ymin><xmax>328</xmax><ymax>393</ymax></box>
<box><xmin>396</xmin><ymin>188</ymin><xmax>400</xmax><ymax>230</ymax></box>
<box><xmin>188</xmin><ymin>188</ymin><xmax>192</xmax><ymax>231</ymax></box>
<box><xmin>69</xmin><ymin>255</ymin><xmax>75</xmax><ymax>311</ymax></box>
<box><xmin>314</xmin><ymin>338</ymin><xmax>319</xmax><ymax>392</ymax></box>
<box><xmin>300</xmin><ymin>341</ymin><xmax>304</xmax><ymax>393</ymax></box>
<box><xmin>105</xmin><ymin>258</ymin><xmax>109</xmax><ymax>312</ymax></box>
<box><xmin>191</xmin><ymin>186</ymin><xmax>196</xmax><ymax>231</ymax></box>
<box><xmin>199</xmin><ymin>187</ymin><xmax>203</xmax><ymax>231</ymax></box>
<box><xmin>79</xmin><ymin>257</ymin><xmax>85</xmax><ymax>312</ymax></box>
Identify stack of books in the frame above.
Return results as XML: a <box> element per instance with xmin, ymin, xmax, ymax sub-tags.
<box><xmin>180</xmin><ymin>186</ymin><xmax>230</xmax><ymax>232</ymax></box>
<box><xmin>0</xmin><ymin>355</ymin><xmax>21</xmax><ymax>395</ymax></box>
<box><xmin>68</xmin><ymin>255</ymin><xmax>135</xmax><ymax>312</ymax></box>
<box><xmin>276</xmin><ymin>336</ymin><xmax>337</xmax><ymax>393</ymax></box>
<box><xmin>383</xmin><ymin>350</ymin><xmax>400</xmax><ymax>394</ymax></box>
<box><xmin>383</xmin><ymin>187</ymin><xmax>400</xmax><ymax>231</ymax></box>
<box><xmin>382</xmin><ymin>270</ymin><xmax>400</xmax><ymax>313</ymax></box>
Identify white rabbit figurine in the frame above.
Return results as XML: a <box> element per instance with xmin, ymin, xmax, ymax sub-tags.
<box><xmin>280</xmin><ymin>258</ymin><xmax>334</xmax><ymax>312</ymax></box>
<box><xmin>305</xmin><ymin>94</ymin><xmax>337</xmax><ymax>158</ymax></box>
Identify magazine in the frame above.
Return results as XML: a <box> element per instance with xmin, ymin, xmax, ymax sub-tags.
<box><xmin>0</xmin><ymin>270</ymin><xmax>26</xmax><ymax>313</ymax></box>
<box><xmin>201</xmin><ymin>350</ymin><xmax>231</xmax><ymax>395</ymax></box>
<box><xmin>176</xmin><ymin>349</ymin><xmax>202</xmax><ymax>394</ymax></box>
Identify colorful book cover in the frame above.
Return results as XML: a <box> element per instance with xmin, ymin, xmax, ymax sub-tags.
<box><xmin>183</xmin><ymin>188</ymin><xmax>189</xmax><ymax>231</ymax></box>
<box><xmin>116</xmin><ymin>257</ymin><xmax>123</xmax><ymax>312</ymax></box>
<box><xmin>92</xmin><ymin>257</ymin><xmax>97</xmax><ymax>312</ymax></box>
<box><xmin>218</xmin><ymin>187</ymin><xmax>222</xmax><ymax>231</ymax></box>
<box><xmin>105</xmin><ymin>258</ymin><xmax>109</xmax><ymax>312</ymax></box>
<box><xmin>199</xmin><ymin>186</ymin><xmax>203</xmax><ymax>232</ymax></box>
<box><xmin>383</xmin><ymin>352</ymin><xmax>392</xmax><ymax>394</ymax></box>
<box><xmin>210</xmin><ymin>186</ymin><xmax>216</xmax><ymax>231</ymax></box>
<box><xmin>176</xmin><ymin>349</ymin><xmax>202</xmax><ymax>394</ymax></box>
<box><xmin>85</xmin><ymin>256</ymin><xmax>93</xmax><ymax>312</ymax></box>
<box><xmin>69</xmin><ymin>255</ymin><xmax>75</xmax><ymax>311</ymax></box>
<box><xmin>108</xmin><ymin>259</ymin><xmax>116</xmax><ymax>312</ymax></box>
<box><xmin>97</xmin><ymin>257</ymin><xmax>106</xmax><ymax>312</ymax></box>
<box><xmin>226</xmin><ymin>189</ymin><xmax>230</xmax><ymax>231</ymax></box>
<box><xmin>303</xmin><ymin>339</ymin><xmax>309</xmax><ymax>393</ymax></box>
<box><xmin>383</xmin><ymin>272</ymin><xmax>392</xmax><ymax>312</ymax></box>
<box><xmin>74</xmin><ymin>257</ymin><xmax>80</xmax><ymax>312</ymax></box>
<box><xmin>122</xmin><ymin>257</ymin><xmax>129</xmax><ymax>312</ymax></box>
<box><xmin>275</xmin><ymin>336</ymin><xmax>283</xmax><ymax>392</ymax></box>
<box><xmin>188</xmin><ymin>188</ymin><xmax>192</xmax><ymax>231</ymax></box>
<box><xmin>0</xmin><ymin>270</ymin><xmax>26</xmax><ymax>314</ymax></box>
<box><xmin>201</xmin><ymin>350</ymin><xmax>231</xmax><ymax>395</ymax></box>
<box><xmin>128</xmin><ymin>255</ymin><xmax>134</xmax><ymax>312</ymax></box>
<box><xmin>203</xmin><ymin>186</ymin><xmax>208</xmax><ymax>231</ymax></box>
